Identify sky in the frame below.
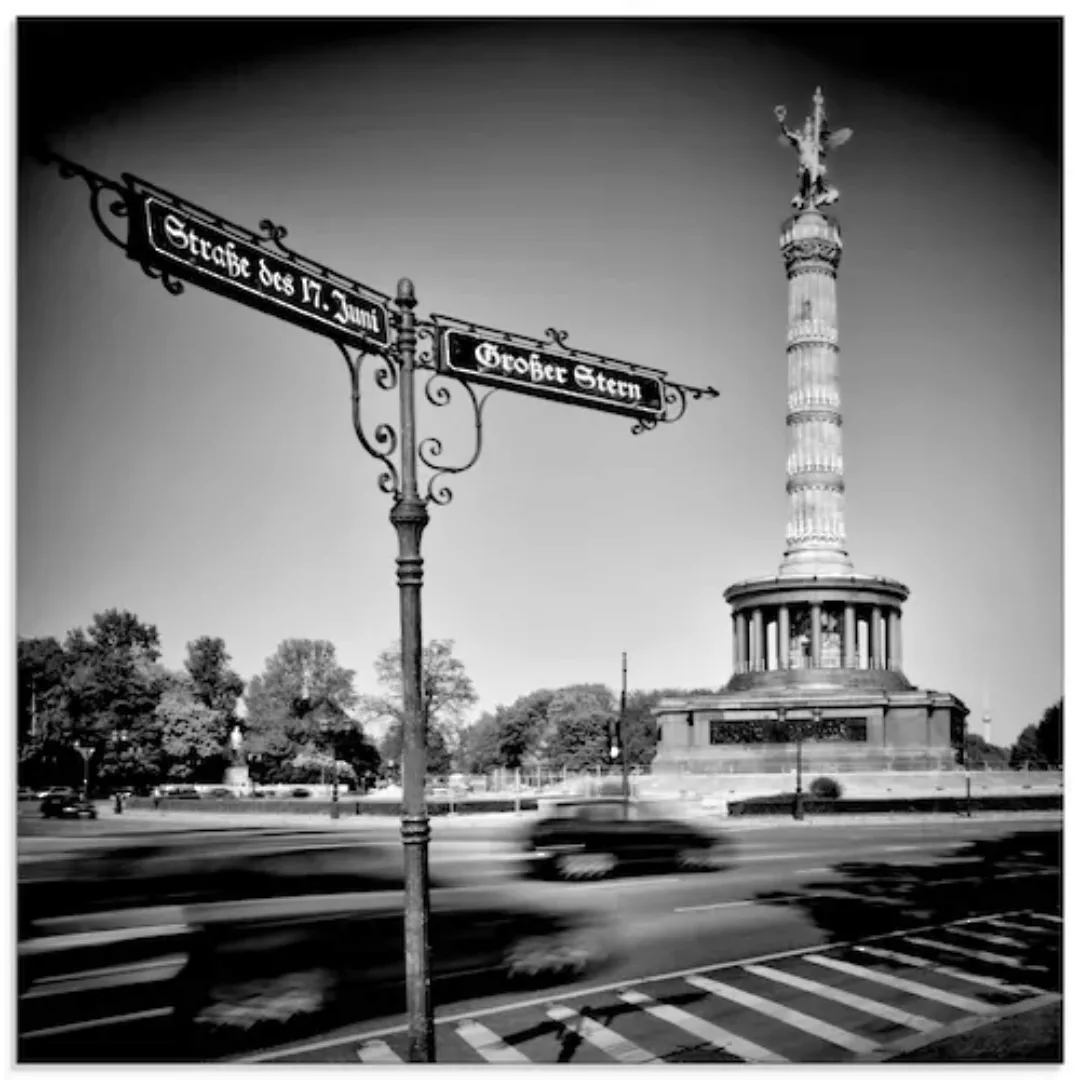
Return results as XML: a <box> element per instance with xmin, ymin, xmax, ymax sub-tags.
<box><xmin>14</xmin><ymin>16</ymin><xmax>1064</xmax><ymax>752</ymax></box>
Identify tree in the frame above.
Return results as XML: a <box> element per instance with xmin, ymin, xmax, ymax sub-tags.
<box><xmin>455</xmin><ymin>710</ymin><xmax>504</xmax><ymax>774</ymax></box>
<box><xmin>1035</xmin><ymin>698</ymin><xmax>1063</xmax><ymax>767</ymax></box>
<box><xmin>961</xmin><ymin>732</ymin><xmax>1010</xmax><ymax>769</ymax></box>
<box><xmin>155</xmin><ymin>671</ymin><xmax>229</xmax><ymax>783</ymax></box>
<box><xmin>62</xmin><ymin>609</ymin><xmax>164</xmax><ymax>741</ymax></box>
<box><xmin>362</xmin><ymin>639</ymin><xmax>479</xmax><ymax>763</ymax></box>
<box><xmin>1010</xmin><ymin>724</ymin><xmax>1046</xmax><ymax>769</ymax></box>
<box><xmin>244</xmin><ymin>639</ymin><xmax>360</xmax><ymax>782</ymax></box>
<box><xmin>543</xmin><ymin>684</ymin><xmax>618</xmax><ymax>771</ymax></box>
<box><xmin>185</xmin><ymin>636</ymin><xmax>245</xmax><ymax>721</ymax></box>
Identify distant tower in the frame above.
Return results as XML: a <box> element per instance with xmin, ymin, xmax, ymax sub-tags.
<box><xmin>650</xmin><ymin>88</ymin><xmax>969</xmax><ymax>778</ymax></box>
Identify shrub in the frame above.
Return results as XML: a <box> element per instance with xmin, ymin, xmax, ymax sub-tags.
<box><xmin>809</xmin><ymin>776</ymin><xmax>843</xmax><ymax>800</ymax></box>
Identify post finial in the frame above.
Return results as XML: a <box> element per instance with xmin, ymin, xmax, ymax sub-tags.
<box><xmin>396</xmin><ymin>278</ymin><xmax>416</xmax><ymax>307</ymax></box>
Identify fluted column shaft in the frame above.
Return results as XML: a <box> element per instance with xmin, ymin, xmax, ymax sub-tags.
<box><xmin>870</xmin><ymin>606</ymin><xmax>883</xmax><ymax>669</ymax></box>
<box><xmin>779</xmin><ymin>211</ymin><xmax>853</xmax><ymax>577</ymax></box>
<box><xmin>778</xmin><ymin>605</ymin><xmax>790</xmax><ymax>670</ymax></box>
<box><xmin>843</xmin><ymin>604</ymin><xmax>856</xmax><ymax>668</ymax></box>
<box><xmin>751</xmin><ymin>609</ymin><xmax>764</xmax><ymax>671</ymax></box>
<box><xmin>735</xmin><ymin>613</ymin><xmax>748</xmax><ymax>674</ymax></box>
<box><xmin>888</xmin><ymin>610</ymin><xmax>903</xmax><ymax>670</ymax></box>
<box><xmin>810</xmin><ymin>602</ymin><xmax>822</xmax><ymax>667</ymax></box>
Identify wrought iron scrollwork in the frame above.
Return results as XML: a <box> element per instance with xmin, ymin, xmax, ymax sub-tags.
<box><xmin>256</xmin><ymin>218</ymin><xmax>299</xmax><ymax>260</ymax></box>
<box><xmin>338</xmin><ymin>342</ymin><xmax>401</xmax><ymax>497</ymax></box>
<box><xmin>631</xmin><ymin>380</ymin><xmax>721</xmax><ymax>436</ymax></box>
<box><xmin>418</xmin><ymin>370</ymin><xmax>498</xmax><ymax>506</ymax></box>
<box><xmin>414</xmin><ymin>321</ymin><xmax>498</xmax><ymax>506</ymax></box>
<box><xmin>35</xmin><ymin>149</ymin><xmax>132</xmax><ymax>253</ymax></box>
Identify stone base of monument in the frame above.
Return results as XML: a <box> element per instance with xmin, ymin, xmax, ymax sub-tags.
<box><xmin>223</xmin><ymin>765</ymin><xmax>250</xmax><ymax>790</ymax></box>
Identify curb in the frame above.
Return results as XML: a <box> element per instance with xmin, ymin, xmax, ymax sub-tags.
<box><xmin>853</xmin><ymin>993</ymin><xmax>1062</xmax><ymax>1063</ymax></box>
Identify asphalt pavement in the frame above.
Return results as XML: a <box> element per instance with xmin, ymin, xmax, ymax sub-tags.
<box><xmin>17</xmin><ymin>811</ymin><xmax>1062</xmax><ymax>1063</ymax></box>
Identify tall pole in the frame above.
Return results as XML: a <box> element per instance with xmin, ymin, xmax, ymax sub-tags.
<box><xmin>389</xmin><ymin>278</ymin><xmax>434</xmax><ymax>1063</ymax></box>
<box><xmin>793</xmin><ymin>729</ymin><xmax>804</xmax><ymax>820</ymax></box>
<box><xmin>619</xmin><ymin>652</ymin><xmax>630</xmax><ymax>802</ymax></box>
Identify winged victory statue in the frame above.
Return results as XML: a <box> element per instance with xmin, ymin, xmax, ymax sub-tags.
<box><xmin>775</xmin><ymin>87</ymin><xmax>853</xmax><ymax>211</ymax></box>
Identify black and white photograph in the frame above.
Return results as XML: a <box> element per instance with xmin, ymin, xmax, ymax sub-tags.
<box><xmin>12</xmin><ymin>12</ymin><xmax>1064</xmax><ymax>1066</ymax></box>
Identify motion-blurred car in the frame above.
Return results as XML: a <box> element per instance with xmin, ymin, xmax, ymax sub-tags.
<box><xmin>525</xmin><ymin>796</ymin><xmax>734</xmax><ymax>880</ymax></box>
<box><xmin>35</xmin><ymin>785</ymin><xmax>76</xmax><ymax>800</ymax></box>
<box><xmin>40</xmin><ymin>792</ymin><xmax>98</xmax><ymax>820</ymax></box>
<box><xmin>19</xmin><ymin>838</ymin><xmax>617</xmax><ymax>1061</ymax></box>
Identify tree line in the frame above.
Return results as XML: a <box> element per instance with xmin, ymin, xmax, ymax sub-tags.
<box><xmin>16</xmin><ymin>608</ymin><xmax>1063</xmax><ymax>791</ymax></box>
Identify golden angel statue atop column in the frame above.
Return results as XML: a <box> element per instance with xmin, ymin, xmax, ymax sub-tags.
<box><xmin>775</xmin><ymin>87</ymin><xmax>852</xmax><ymax>211</ymax></box>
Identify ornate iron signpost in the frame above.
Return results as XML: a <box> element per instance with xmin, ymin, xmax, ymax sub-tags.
<box><xmin>439</xmin><ymin>324</ymin><xmax>666</xmax><ymax>421</ymax></box>
<box><xmin>36</xmin><ymin>147</ymin><xmax>719</xmax><ymax>1063</ymax></box>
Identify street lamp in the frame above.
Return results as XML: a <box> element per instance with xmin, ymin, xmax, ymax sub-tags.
<box><xmin>73</xmin><ymin>742</ymin><xmax>94</xmax><ymax>800</ymax></box>
<box><xmin>780</xmin><ymin>707</ymin><xmax>821</xmax><ymax>821</ymax></box>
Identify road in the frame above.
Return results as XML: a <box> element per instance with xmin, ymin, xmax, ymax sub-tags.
<box><xmin>17</xmin><ymin>811</ymin><xmax>1062</xmax><ymax>1064</ymax></box>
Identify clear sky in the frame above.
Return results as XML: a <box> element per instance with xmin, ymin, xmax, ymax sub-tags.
<box><xmin>15</xmin><ymin>17</ymin><xmax>1063</xmax><ymax>751</ymax></box>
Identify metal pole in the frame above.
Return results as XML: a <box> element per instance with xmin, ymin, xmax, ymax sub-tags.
<box><xmin>389</xmin><ymin>278</ymin><xmax>434</xmax><ymax>1063</ymax></box>
<box><xmin>793</xmin><ymin>730</ymin><xmax>804</xmax><ymax>821</ymax></box>
<box><xmin>619</xmin><ymin>652</ymin><xmax>630</xmax><ymax>805</ymax></box>
<box><xmin>330</xmin><ymin>757</ymin><xmax>339</xmax><ymax>820</ymax></box>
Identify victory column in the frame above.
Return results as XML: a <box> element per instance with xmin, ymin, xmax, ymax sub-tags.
<box><xmin>652</xmin><ymin>89</ymin><xmax>967</xmax><ymax>779</ymax></box>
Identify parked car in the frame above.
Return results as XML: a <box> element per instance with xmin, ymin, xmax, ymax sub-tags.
<box><xmin>525</xmin><ymin>797</ymin><xmax>735</xmax><ymax>880</ymax></box>
<box><xmin>40</xmin><ymin>792</ymin><xmax>98</xmax><ymax>820</ymax></box>
<box><xmin>169</xmin><ymin>786</ymin><xmax>202</xmax><ymax>800</ymax></box>
<box><xmin>204</xmin><ymin>788</ymin><xmax>236</xmax><ymax>799</ymax></box>
<box><xmin>17</xmin><ymin>787</ymin><xmax>38</xmax><ymax>801</ymax></box>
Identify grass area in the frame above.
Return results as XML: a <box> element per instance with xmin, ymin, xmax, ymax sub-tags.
<box><xmin>890</xmin><ymin>1002</ymin><xmax>1062</xmax><ymax>1063</ymax></box>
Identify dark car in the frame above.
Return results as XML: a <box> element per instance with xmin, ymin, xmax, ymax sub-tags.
<box><xmin>40</xmin><ymin>792</ymin><xmax>98</xmax><ymax>820</ymax></box>
<box><xmin>525</xmin><ymin>797</ymin><xmax>734</xmax><ymax>880</ymax></box>
<box><xmin>18</xmin><ymin>838</ymin><xmax>616</xmax><ymax>1062</ymax></box>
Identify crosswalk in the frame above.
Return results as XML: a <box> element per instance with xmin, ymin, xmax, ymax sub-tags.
<box><xmin>331</xmin><ymin>909</ymin><xmax>1061</xmax><ymax>1065</ymax></box>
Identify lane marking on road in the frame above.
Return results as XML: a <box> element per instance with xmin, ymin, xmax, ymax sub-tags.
<box><xmin>903</xmin><ymin>936</ymin><xmax>1043</xmax><ymax>971</ymax></box>
<box><xmin>1028</xmin><ymin>912</ymin><xmax>1062</xmax><ymax>924</ymax></box>
<box><xmin>19</xmin><ymin>923</ymin><xmax>192</xmax><ymax>954</ymax></box>
<box><xmin>546</xmin><ymin>1003</ymin><xmax>661</xmax><ymax>1063</ymax></box>
<box><xmin>574</xmin><ymin>877</ymin><xmax>682</xmax><ymax>892</ymax></box>
<box><xmin>805</xmin><ymin>956</ymin><xmax>998</xmax><ymax>1014</ymax></box>
<box><xmin>686</xmin><ymin>973</ymin><xmax>881</xmax><ymax>1053</ymax></box>
<box><xmin>853</xmin><ymin>945</ymin><xmax>1041</xmax><ymax>996</ymax></box>
<box><xmin>742</xmin><ymin>964</ymin><xmax>940</xmax><ymax>1033</ymax></box>
<box><xmin>356</xmin><ymin>1039</ymin><xmax>404</xmax><ymax>1064</ymax></box>
<box><xmin>24</xmin><ymin>954</ymin><xmax>188</xmax><ymax>997</ymax></box>
<box><xmin>231</xmin><ymin>908</ymin><xmax>1044</xmax><ymax>1062</ymax></box>
<box><xmin>19</xmin><ymin>1006</ymin><xmax>174</xmax><ymax>1040</ymax></box>
<box><xmin>455</xmin><ymin>1018</ymin><xmax>531</xmax><ymax>1063</ymax></box>
<box><xmin>793</xmin><ymin>867</ymin><xmax>829</xmax><ymax>875</ymax></box>
<box><xmin>941</xmin><ymin>926</ymin><xmax>1028</xmax><ymax>949</ymax></box>
<box><xmin>983</xmin><ymin>917</ymin><xmax>1057</xmax><ymax>936</ymax></box>
<box><xmin>617</xmin><ymin>988</ymin><xmax>787</xmax><ymax>1064</ymax></box>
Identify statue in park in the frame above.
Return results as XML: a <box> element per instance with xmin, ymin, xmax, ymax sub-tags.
<box><xmin>775</xmin><ymin>87</ymin><xmax>852</xmax><ymax>211</ymax></box>
<box><xmin>229</xmin><ymin>723</ymin><xmax>246</xmax><ymax>766</ymax></box>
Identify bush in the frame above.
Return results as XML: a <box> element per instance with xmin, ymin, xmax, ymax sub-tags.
<box><xmin>809</xmin><ymin>776</ymin><xmax>843</xmax><ymax>800</ymax></box>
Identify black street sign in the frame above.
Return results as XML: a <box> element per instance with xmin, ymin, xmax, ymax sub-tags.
<box><xmin>439</xmin><ymin>329</ymin><xmax>666</xmax><ymax>420</ymax></box>
<box><xmin>132</xmin><ymin>196</ymin><xmax>390</xmax><ymax>349</ymax></box>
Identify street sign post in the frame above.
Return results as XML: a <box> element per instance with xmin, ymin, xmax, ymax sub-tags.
<box><xmin>128</xmin><ymin>185</ymin><xmax>390</xmax><ymax>351</ymax></box>
<box><xmin>438</xmin><ymin>326</ymin><xmax>666</xmax><ymax>421</ymax></box>
<box><xmin>38</xmin><ymin>148</ymin><xmax>720</xmax><ymax>1064</ymax></box>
